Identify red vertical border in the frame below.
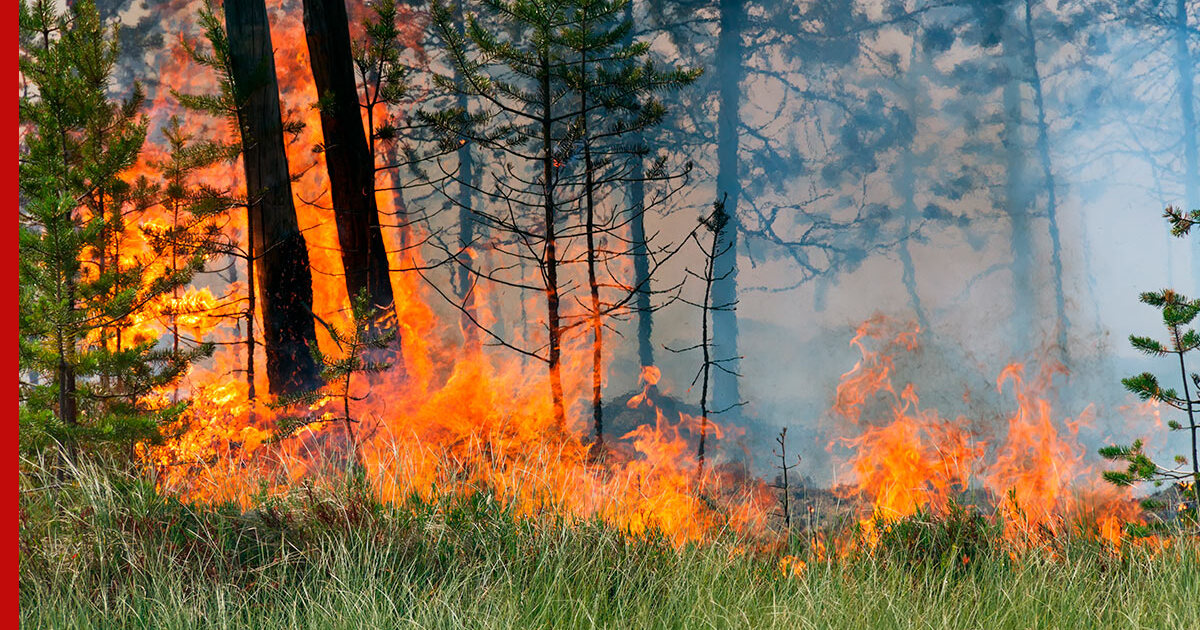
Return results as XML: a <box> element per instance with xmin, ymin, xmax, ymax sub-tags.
<box><xmin>10</xmin><ymin>1</ymin><xmax>19</xmax><ymax>623</ymax></box>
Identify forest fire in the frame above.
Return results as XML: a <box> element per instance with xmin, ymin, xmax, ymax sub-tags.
<box><xmin>130</xmin><ymin>13</ymin><xmax>1157</xmax><ymax>543</ymax></box>
<box><xmin>20</xmin><ymin>0</ymin><xmax>1193</xmax><ymax>560</ymax></box>
<box><xmin>829</xmin><ymin>317</ymin><xmax>1156</xmax><ymax>550</ymax></box>
<box><xmin>20</xmin><ymin>0</ymin><xmax>1200</xmax><ymax>624</ymax></box>
<box><xmin>98</xmin><ymin>0</ymin><xmax>772</xmax><ymax>546</ymax></box>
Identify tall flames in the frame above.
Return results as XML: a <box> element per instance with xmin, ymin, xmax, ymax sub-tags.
<box><xmin>830</xmin><ymin>316</ymin><xmax>1152</xmax><ymax>549</ymax></box>
<box><xmin>100</xmin><ymin>1</ymin><xmax>1156</xmax><ymax>551</ymax></box>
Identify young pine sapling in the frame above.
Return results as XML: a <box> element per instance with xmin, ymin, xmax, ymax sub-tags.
<box><xmin>273</xmin><ymin>290</ymin><xmax>398</xmax><ymax>473</ymax></box>
<box><xmin>1100</xmin><ymin>206</ymin><xmax>1200</xmax><ymax>527</ymax></box>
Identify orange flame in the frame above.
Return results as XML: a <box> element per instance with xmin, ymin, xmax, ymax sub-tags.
<box><xmin>831</xmin><ymin>316</ymin><xmax>1146</xmax><ymax>551</ymax></box>
<box><xmin>87</xmin><ymin>4</ymin><xmax>1155</xmax><ymax>554</ymax></box>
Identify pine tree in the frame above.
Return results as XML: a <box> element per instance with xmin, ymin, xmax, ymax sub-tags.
<box><xmin>18</xmin><ymin>0</ymin><xmax>212</xmax><ymax>461</ymax></box>
<box><xmin>273</xmin><ymin>290</ymin><xmax>398</xmax><ymax>473</ymax></box>
<box><xmin>424</xmin><ymin>0</ymin><xmax>588</xmax><ymax>429</ymax></box>
<box><xmin>143</xmin><ymin>115</ymin><xmax>239</xmax><ymax>402</ymax></box>
<box><xmin>559</xmin><ymin>0</ymin><xmax>699</xmax><ymax>449</ymax></box>
<box><xmin>426</xmin><ymin>0</ymin><xmax>697</xmax><ymax>435</ymax></box>
<box><xmin>173</xmin><ymin>1</ymin><xmax>262</xmax><ymax>400</ymax></box>
<box><xmin>1100</xmin><ymin>206</ymin><xmax>1200</xmax><ymax>526</ymax></box>
<box><xmin>303</xmin><ymin>0</ymin><xmax>398</xmax><ymax>333</ymax></box>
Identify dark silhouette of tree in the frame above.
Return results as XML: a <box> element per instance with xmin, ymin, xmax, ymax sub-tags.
<box><xmin>711</xmin><ymin>0</ymin><xmax>744</xmax><ymax>419</ymax></box>
<box><xmin>560</xmin><ymin>0</ymin><xmax>700</xmax><ymax>449</ymax></box>
<box><xmin>623</xmin><ymin>0</ymin><xmax>654</xmax><ymax>369</ymax></box>
<box><xmin>302</xmin><ymin>0</ymin><xmax>397</xmax><ymax>333</ymax></box>
<box><xmin>425</xmin><ymin>0</ymin><xmax>698</xmax><ymax>435</ymax></box>
<box><xmin>224</xmin><ymin>0</ymin><xmax>322</xmax><ymax>395</ymax></box>
<box><xmin>665</xmin><ymin>195</ymin><xmax>740</xmax><ymax>476</ymax></box>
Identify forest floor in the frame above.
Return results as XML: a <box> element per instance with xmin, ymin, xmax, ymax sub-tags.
<box><xmin>19</xmin><ymin>458</ymin><xmax>1200</xmax><ymax>630</ymax></box>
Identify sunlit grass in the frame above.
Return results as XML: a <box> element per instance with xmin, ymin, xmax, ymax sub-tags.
<box><xmin>19</xmin><ymin>456</ymin><xmax>1200</xmax><ymax>630</ymax></box>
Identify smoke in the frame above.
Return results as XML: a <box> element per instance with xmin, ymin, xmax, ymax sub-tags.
<box><xmin>93</xmin><ymin>0</ymin><xmax>1198</xmax><ymax>487</ymax></box>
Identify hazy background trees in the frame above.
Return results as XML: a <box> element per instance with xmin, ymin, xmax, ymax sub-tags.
<box><xmin>64</xmin><ymin>0</ymin><xmax>1200</xmax><ymax>477</ymax></box>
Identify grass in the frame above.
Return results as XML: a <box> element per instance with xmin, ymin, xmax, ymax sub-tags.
<box><xmin>19</xmin><ymin>458</ymin><xmax>1200</xmax><ymax>630</ymax></box>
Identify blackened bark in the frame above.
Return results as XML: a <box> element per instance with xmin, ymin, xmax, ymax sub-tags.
<box><xmin>245</xmin><ymin>204</ymin><xmax>257</xmax><ymax>401</ymax></box>
<box><xmin>697</xmin><ymin>211</ymin><xmax>721</xmax><ymax>476</ymax></box>
<box><xmin>302</xmin><ymin>0</ymin><xmax>396</xmax><ymax>329</ymax></box>
<box><xmin>225</xmin><ymin>0</ymin><xmax>321</xmax><ymax>395</ymax></box>
<box><xmin>579</xmin><ymin>43</ymin><xmax>604</xmax><ymax>448</ymax></box>
<box><xmin>541</xmin><ymin>46</ymin><xmax>566</xmax><ymax>430</ymax></box>
<box><xmin>712</xmin><ymin>0</ymin><xmax>743</xmax><ymax>414</ymax></box>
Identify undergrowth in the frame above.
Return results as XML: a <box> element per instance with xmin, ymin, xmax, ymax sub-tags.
<box><xmin>19</xmin><ymin>457</ymin><xmax>1200</xmax><ymax>630</ymax></box>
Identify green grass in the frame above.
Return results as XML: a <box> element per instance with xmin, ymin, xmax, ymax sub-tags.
<box><xmin>19</xmin><ymin>459</ymin><xmax>1200</xmax><ymax>630</ymax></box>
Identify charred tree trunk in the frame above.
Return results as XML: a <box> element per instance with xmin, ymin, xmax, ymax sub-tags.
<box><xmin>225</xmin><ymin>0</ymin><xmax>321</xmax><ymax>396</ymax></box>
<box><xmin>540</xmin><ymin>46</ymin><xmax>567</xmax><ymax>430</ymax></box>
<box><xmin>697</xmin><ymin>204</ymin><xmax>727</xmax><ymax>477</ymax></box>
<box><xmin>624</xmin><ymin>0</ymin><xmax>653</xmax><ymax>369</ymax></box>
<box><xmin>453</xmin><ymin>1</ymin><xmax>479</xmax><ymax>348</ymax></box>
<box><xmin>302</xmin><ymin>0</ymin><xmax>397</xmax><ymax>331</ymax></box>
<box><xmin>579</xmin><ymin>44</ymin><xmax>605</xmax><ymax>450</ymax></box>
<box><xmin>245</xmin><ymin>204</ymin><xmax>257</xmax><ymax>402</ymax></box>
<box><xmin>712</xmin><ymin>0</ymin><xmax>743</xmax><ymax>414</ymax></box>
<box><xmin>1023</xmin><ymin>0</ymin><xmax>1068</xmax><ymax>359</ymax></box>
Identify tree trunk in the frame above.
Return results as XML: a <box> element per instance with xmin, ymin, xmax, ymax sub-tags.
<box><xmin>1174</xmin><ymin>0</ymin><xmax>1200</xmax><ymax>282</ymax></box>
<box><xmin>579</xmin><ymin>45</ymin><xmax>604</xmax><ymax>449</ymax></box>
<box><xmin>56</xmin><ymin>288</ymin><xmax>77</xmax><ymax>462</ymax></box>
<box><xmin>454</xmin><ymin>1</ymin><xmax>480</xmax><ymax>348</ymax></box>
<box><xmin>302</xmin><ymin>0</ymin><xmax>397</xmax><ymax>331</ymax></box>
<box><xmin>1001</xmin><ymin>21</ymin><xmax>1034</xmax><ymax>358</ymax></box>
<box><xmin>624</xmin><ymin>0</ymin><xmax>653</xmax><ymax>369</ymax></box>
<box><xmin>711</xmin><ymin>0</ymin><xmax>743</xmax><ymax>414</ymax></box>
<box><xmin>1024</xmin><ymin>0</ymin><xmax>1068</xmax><ymax>359</ymax></box>
<box><xmin>225</xmin><ymin>0</ymin><xmax>321</xmax><ymax>396</ymax></box>
<box><xmin>245</xmin><ymin>204</ymin><xmax>257</xmax><ymax>402</ymax></box>
<box><xmin>697</xmin><ymin>212</ymin><xmax>722</xmax><ymax>476</ymax></box>
<box><xmin>540</xmin><ymin>45</ymin><xmax>566</xmax><ymax>430</ymax></box>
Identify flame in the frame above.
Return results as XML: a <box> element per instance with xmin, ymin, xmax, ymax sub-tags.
<box><xmin>126</xmin><ymin>6</ymin><xmax>772</xmax><ymax>540</ymax></box>
<box><xmin>830</xmin><ymin>316</ymin><xmax>1147</xmax><ymax>551</ymax></box>
<box><xmin>832</xmin><ymin>319</ymin><xmax>981</xmax><ymax>539</ymax></box>
<box><xmin>778</xmin><ymin>554</ymin><xmax>807</xmax><ymax>577</ymax></box>
<box><xmin>73</xmin><ymin>3</ymin><xmax>1159</xmax><ymax>554</ymax></box>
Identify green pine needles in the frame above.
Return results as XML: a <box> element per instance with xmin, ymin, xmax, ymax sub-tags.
<box><xmin>19</xmin><ymin>0</ymin><xmax>214</xmax><ymax>462</ymax></box>
<box><xmin>1099</xmin><ymin>207</ymin><xmax>1200</xmax><ymax>528</ymax></box>
<box><xmin>272</xmin><ymin>290</ymin><xmax>399</xmax><ymax>473</ymax></box>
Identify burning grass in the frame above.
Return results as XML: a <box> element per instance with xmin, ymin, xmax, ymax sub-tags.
<box><xmin>18</xmin><ymin>454</ymin><xmax>1200</xmax><ymax>630</ymax></box>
